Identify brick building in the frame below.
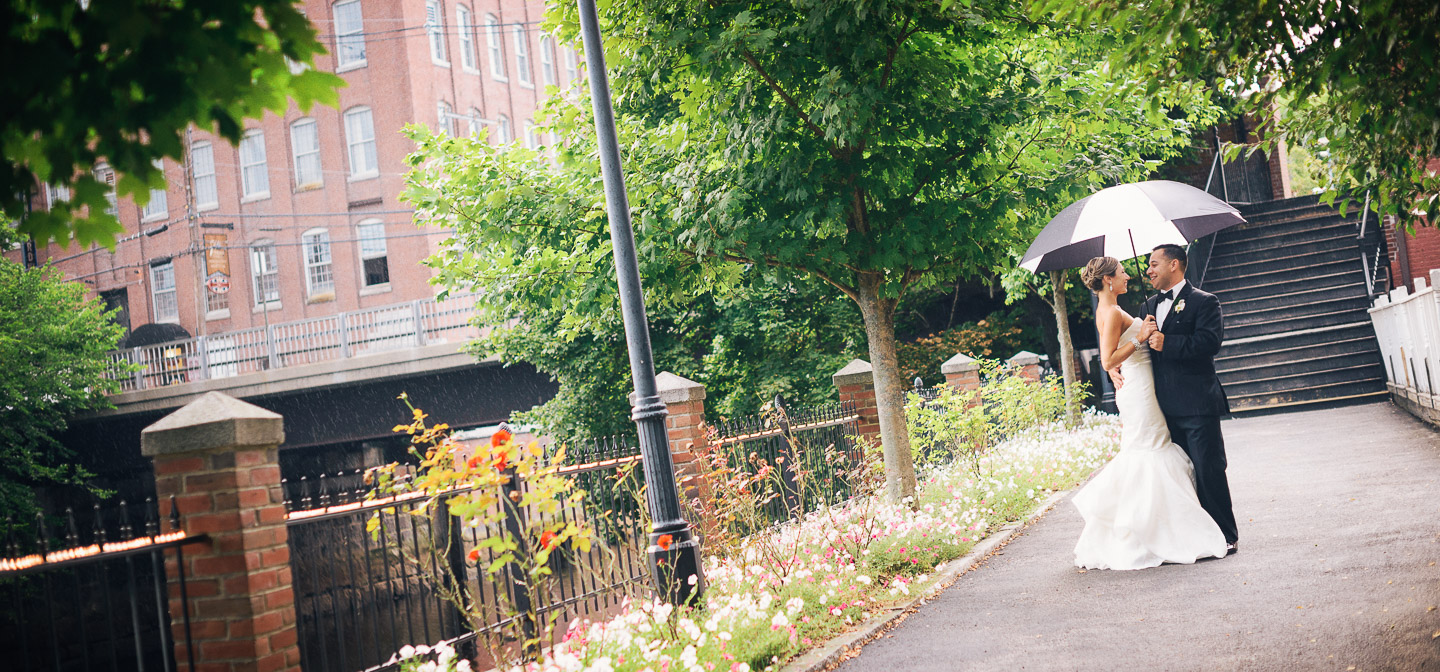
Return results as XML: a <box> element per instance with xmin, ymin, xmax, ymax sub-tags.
<box><xmin>1383</xmin><ymin>158</ymin><xmax>1440</xmax><ymax>292</ymax></box>
<box><xmin>10</xmin><ymin>0</ymin><xmax>577</xmax><ymax>344</ymax></box>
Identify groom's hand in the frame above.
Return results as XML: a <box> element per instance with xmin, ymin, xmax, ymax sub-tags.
<box><xmin>1148</xmin><ymin>332</ymin><xmax>1165</xmax><ymax>351</ymax></box>
<box><xmin>1107</xmin><ymin>366</ymin><xmax>1125</xmax><ymax>390</ymax></box>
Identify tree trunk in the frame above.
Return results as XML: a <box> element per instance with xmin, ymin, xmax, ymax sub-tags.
<box><xmin>854</xmin><ymin>276</ymin><xmax>918</xmax><ymax>503</ymax></box>
<box><xmin>1049</xmin><ymin>269</ymin><xmax>1080</xmax><ymax>426</ymax></box>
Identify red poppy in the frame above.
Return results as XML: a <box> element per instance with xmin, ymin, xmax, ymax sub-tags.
<box><xmin>540</xmin><ymin>530</ymin><xmax>557</xmax><ymax>549</ymax></box>
<box><xmin>466</xmin><ymin>455</ymin><xmax>483</xmax><ymax>470</ymax></box>
<box><xmin>657</xmin><ymin>534</ymin><xmax>674</xmax><ymax>551</ymax></box>
<box><xmin>490</xmin><ymin>428</ymin><xmax>513</xmax><ymax>448</ymax></box>
<box><xmin>493</xmin><ymin>451</ymin><xmax>509</xmax><ymax>471</ymax></box>
<box><xmin>467</xmin><ymin>547</ymin><xmax>480</xmax><ymax>563</ymax></box>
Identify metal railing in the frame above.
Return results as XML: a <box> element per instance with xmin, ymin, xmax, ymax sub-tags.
<box><xmin>106</xmin><ymin>294</ymin><xmax>480</xmax><ymax>393</ymax></box>
<box><xmin>0</xmin><ymin>498</ymin><xmax>206</xmax><ymax>672</ymax></box>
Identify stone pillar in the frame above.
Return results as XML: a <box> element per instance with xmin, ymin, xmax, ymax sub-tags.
<box><xmin>1008</xmin><ymin>350</ymin><xmax>1043</xmax><ymax>381</ymax></box>
<box><xmin>141</xmin><ymin>392</ymin><xmax>298</xmax><ymax>672</ymax></box>
<box><xmin>833</xmin><ymin>359</ymin><xmax>881</xmax><ymax>445</ymax></box>
<box><xmin>941</xmin><ymin>353</ymin><xmax>981</xmax><ymax>393</ymax></box>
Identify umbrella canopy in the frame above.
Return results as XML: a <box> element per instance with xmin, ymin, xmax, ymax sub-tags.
<box><xmin>1020</xmin><ymin>180</ymin><xmax>1245</xmax><ymax>273</ymax></box>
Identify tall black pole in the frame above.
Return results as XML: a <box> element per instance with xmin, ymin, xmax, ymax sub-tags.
<box><xmin>575</xmin><ymin>0</ymin><xmax>705</xmax><ymax>606</ymax></box>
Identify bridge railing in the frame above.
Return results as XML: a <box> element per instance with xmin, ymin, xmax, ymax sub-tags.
<box><xmin>106</xmin><ymin>293</ymin><xmax>480</xmax><ymax>393</ymax></box>
<box><xmin>1368</xmin><ymin>270</ymin><xmax>1440</xmax><ymax>398</ymax></box>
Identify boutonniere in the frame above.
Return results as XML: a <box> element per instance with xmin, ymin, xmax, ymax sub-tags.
<box><xmin>1174</xmin><ymin>299</ymin><xmax>1187</xmax><ymax>313</ymax></box>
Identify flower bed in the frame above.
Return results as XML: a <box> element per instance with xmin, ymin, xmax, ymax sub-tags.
<box><xmin>396</xmin><ymin>412</ymin><xmax>1121</xmax><ymax>672</ymax></box>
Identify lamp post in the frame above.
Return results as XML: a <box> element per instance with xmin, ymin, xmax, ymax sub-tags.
<box><xmin>575</xmin><ymin>0</ymin><xmax>705</xmax><ymax>606</ymax></box>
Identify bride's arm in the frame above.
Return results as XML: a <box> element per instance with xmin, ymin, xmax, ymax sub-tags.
<box><xmin>1098</xmin><ymin>309</ymin><xmax>1143</xmax><ymax>371</ymax></box>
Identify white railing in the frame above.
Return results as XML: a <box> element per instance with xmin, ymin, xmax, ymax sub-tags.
<box><xmin>106</xmin><ymin>294</ymin><xmax>481</xmax><ymax>393</ymax></box>
<box><xmin>1367</xmin><ymin>270</ymin><xmax>1440</xmax><ymax>398</ymax></box>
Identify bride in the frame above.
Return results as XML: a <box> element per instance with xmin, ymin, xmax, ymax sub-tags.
<box><xmin>1072</xmin><ymin>256</ymin><xmax>1228</xmax><ymax>570</ymax></box>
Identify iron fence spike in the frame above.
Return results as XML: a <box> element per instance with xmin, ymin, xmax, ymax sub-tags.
<box><xmin>144</xmin><ymin>496</ymin><xmax>159</xmax><ymax>536</ymax></box>
<box><xmin>169</xmin><ymin>495</ymin><xmax>182</xmax><ymax>533</ymax></box>
<box><xmin>118</xmin><ymin>500</ymin><xmax>133</xmax><ymax>540</ymax></box>
<box><xmin>64</xmin><ymin>508</ymin><xmax>80</xmax><ymax>547</ymax></box>
<box><xmin>92</xmin><ymin>503</ymin><xmax>107</xmax><ymax>543</ymax></box>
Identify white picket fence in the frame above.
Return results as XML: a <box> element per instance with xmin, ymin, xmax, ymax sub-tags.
<box><xmin>1367</xmin><ymin>269</ymin><xmax>1440</xmax><ymax>398</ymax></box>
<box><xmin>106</xmin><ymin>294</ymin><xmax>480</xmax><ymax>392</ymax></box>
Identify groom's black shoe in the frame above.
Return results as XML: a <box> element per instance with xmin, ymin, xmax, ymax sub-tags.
<box><xmin>1225</xmin><ymin>542</ymin><xmax>1238</xmax><ymax>556</ymax></box>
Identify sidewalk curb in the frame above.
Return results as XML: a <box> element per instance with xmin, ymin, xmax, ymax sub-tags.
<box><xmin>779</xmin><ymin>487</ymin><xmax>1075</xmax><ymax>672</ymax></box>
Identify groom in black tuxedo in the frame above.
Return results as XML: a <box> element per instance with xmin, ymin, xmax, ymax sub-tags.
<box><xmin>1141</xmin><ymin>244</ymin><xmax>1239</xmax><ymax>553</ymax></box>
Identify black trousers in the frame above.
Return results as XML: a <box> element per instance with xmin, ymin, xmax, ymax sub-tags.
<box><xmin>1165</xmin><ymin>413</ymin><xmax>1239</xmax><ymax>544</ymax></box>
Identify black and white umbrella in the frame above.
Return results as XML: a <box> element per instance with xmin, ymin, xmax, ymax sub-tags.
<box><xmin>1019</xmin><ymin>180</ymin><xmax>1245</xmax><ymax>273</ymax></box>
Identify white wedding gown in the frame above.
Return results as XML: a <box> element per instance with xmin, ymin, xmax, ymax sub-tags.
<box><xmin>1073</xmin><ymin>317</ymin><xmax>1228</xmax><ymax>570</ymax></box>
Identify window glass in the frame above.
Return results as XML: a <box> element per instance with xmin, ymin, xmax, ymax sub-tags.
<box><xmin>150</xmin><ymin>261</ymin><xmax>178</xmax><ymax>322</ymax></box>
<box><xmin>357</xmin><ymin>220</ymin><xmax>390</xmax><ymax>287</ymax></box>
<box><xmin>344</xmin><ymin>107</ymin><xmax>378</xmax><ymax>177</ymax></box>
<box><xmin>190</xmin><ymin>144</ymin><xmax>217</xmax><ymax>209</ymax></box>
<box><xmin>239</xmin><ymin>130</ymin><xmax>270</xmax><ymax>198</ymax></box>
<box><xmin>302</xmin><ymin>229</ymin><xmax>334</xmax><ymax>296</ymax></box>
<box><xmin>250</xmin><ymin>240</ymin><xmax>280</xmax><ymax>306</ymax></box>
<box><xmin>334</xmin><ymin>0</ymin><xmax>366</xmax><ymax>66</ymax></box>
<box><xmin>291</xmin><ymin>118</ymin><xmax>323</xmax><ymax>187</ymax></box>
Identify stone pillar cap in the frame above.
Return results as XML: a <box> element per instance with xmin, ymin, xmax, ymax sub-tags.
<box><xmin>832</xmin><ymin>359</ymin><xmax>874</xmax><ymax>386</ymax></box>
<box><xmin>1007</xmin><ymin>350</ymin><xmax>1042</xmax><ymax>366</ymax></box>
<box><xmin>630</xmin><ymin>371</ymin><xmax>706</xmax><ymax>406</ymax></box>
<box><xmin>941</xmin><ymin>353</ymin><xmax>979</xmax><ymax>374</ymax></box>
<box><xmin>141</xmin><ymin>391</ymin><xmax>284</xmax><ymax>457</ymax></box>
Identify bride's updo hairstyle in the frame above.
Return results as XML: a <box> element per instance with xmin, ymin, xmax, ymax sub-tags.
<box><xmin>1080</xmin><ymin>256</ymin><xmax>1121</xmax><ymax>292</ymax></box>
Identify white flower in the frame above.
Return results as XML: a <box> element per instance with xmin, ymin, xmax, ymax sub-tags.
<box><xmin>398</xmin><ymin>645</ymin><xmax>416</xmax><ymax>660</ymax></box>
<box><xmin>771</xmin><ymin>611</ymin><xmax>790</xmax><ymax>628</ymax></box>
<box><xmin>856</xmin><ymin>575</ymin><xmax>872</xmax><ymax>585</ymax></box>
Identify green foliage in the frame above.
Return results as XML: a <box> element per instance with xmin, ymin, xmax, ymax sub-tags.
<box><xmin>3</xmin><ymin>0</ymin><xmax>343</xmax><ymax>248</ymax></box>
<box><xmin>0</xmin><ymin>259</ymin><xmax>131</xmax><ymax>520</ymax></box>
<box><xmin>1035</xmin><ymin>0</ymin><xmax>1440</xmax><ymax>227</ymax></box>
<box><xmin>896</xmin><ymin>307</ymin><xmax>1039</xmax><ymax>385</ymax></box>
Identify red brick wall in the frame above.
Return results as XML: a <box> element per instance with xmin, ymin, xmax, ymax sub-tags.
<box><xmin>1384</xmin><ymin>158</ymin><xmax>1440</xmax><ymax>292</ymax></box>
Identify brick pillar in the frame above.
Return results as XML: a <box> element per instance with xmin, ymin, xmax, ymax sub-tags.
<box><xmin>141</xmin><ymin>392</ymin><xmax>298</xmax><ymax>672</ymax></box>
<box><xmin>1008</xmin><ymin>350</ymin><xmax>1043</xmax><ymax>381</ymax></box>
<box><xmin>941</xmin><ymin>353</ymin><xmax>980</xmax><ymax>393</ymax></box>
<box><xmin>645</xmin><ymin>371</ymin><xmax>709</xmax><ymax>481</ymax></box>
<box><xmin>833</xmin><ymin>359</ymin><xmax>881</xmax><ymax>445</ymax></box>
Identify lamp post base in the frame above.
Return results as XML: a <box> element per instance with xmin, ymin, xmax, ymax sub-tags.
<box><xmin>648</xmin><ymin>527</ymin><xmax>705</xmax><ymax>606</ymax></box>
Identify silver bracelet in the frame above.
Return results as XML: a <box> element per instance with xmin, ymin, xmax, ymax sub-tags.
<box><xmin>1129</xmin><ymin>336</ymin><xmax>1145</xmax><ymax>349</ymax></box>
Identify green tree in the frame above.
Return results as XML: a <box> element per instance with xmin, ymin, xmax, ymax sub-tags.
<box><xmin>4</xmin><ymin>0</ymin><xmax>342</xmax><ymax>248</ymax></box>
<box><xmin>406</xmin><ymin>0</ymin><xmax>1213</xmax><ymax>501</ymax></box>
<box><xmin>0</xmin><ymin>257</ymin><xmax>130</xmax><ymax>521</ymax></box>
<box><xmin>1037</xmin><ymin>0</ymin><xmax>1440</xmax><ymax>224</ymax></box>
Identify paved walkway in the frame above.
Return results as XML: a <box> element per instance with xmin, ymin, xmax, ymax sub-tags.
<box><xmin>837</xmin><ymin>402</ymin><xmax>1440</xmax><ymax>672</ymax></box>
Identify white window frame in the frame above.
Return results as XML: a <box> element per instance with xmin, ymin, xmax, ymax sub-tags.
<box><xmin>437</xmin><ymin>100</ymin><xmax>456</xmax><ymax>136</ymax></box>
<box><xmin>564</xmin><ymin>46</ymin><xmax>579</xmax><ymax>87</ymax></box>
<box><xmin>239</xmin><ymin>130</ymin><xmax>270</xmax><ymax>200</ymax></box>
<box><xmin>539</xmin><ymin>35</ymin><xmax>556</xmax><ymax>87</ymax></box>
<box><xmin>333</xmin><ymin>0</ymin><xmax>367</xmax><ymax>70</ymax></box>
<box><xmin>250</xmin><ymin>239</ymin><xmax>281</xmax><ymax>308</ymax></box>
<box><xmin>357</xmin><ymin>219</ymin><xmax>390</xmax><ymax>290</ymax></box>
<box><xmin>484</xmin><ymin>14</ymin><xmax>506</xmax><ymax>80</ymax></box>
<box><xmin>426</xmin><ymin>0</ymin><xmax>448</xmax><ymax>65</ymax></box>
<box><xmin>150</xmin><ymin>260</ymin><xmax>179</xmax><ymax>323</ymax></box>
<box><xmin>189</xmin><ymin>143</ymin><xmax>218</xmax><ymax>211</ymax></box>
<box><xmin>456</xmin><ymin>5</ymin><xmax>477</xmax><ymax>72</ymax></box>
<box><xmin>290</xmin><ymin>118</ymin><xmax>323</xmax><ymax>188</ymax></box>
<box><xmin>524</xmin><ymin>120</ymin><xmax>539</xmax><ymax>149</ymax></box>
<box><xmin>301</xmin><ymin>228</ymin><xmax>335</xmax><ymax>298</ymax></box>
<box><xmin>513</xmin><ymin>26</ymin><xmax>532</xmax><ymax>87</ymax></box>
<box><xmin>141</xmin><ymin>159</ymin><xmax>168</xmax><ymax>221</ymax></box>
<box><xmin>496</xmin><ymin>114</ymin><xmax>511</xmax><ymax>144</ymax></box>
<box><xmin>46</xmin><ymin>183</ymin><xmax>70</xmax><ymax>209</ymax></box>
<box><xmin>94</xmin><ymin>162</ymin><xmax>119</xmax><ymax>216</ymax></box>
<box><xmin>467</xmin><ymin>107</ymin><xmax>482</xmax><ymax>137</ymax></box>
<box><xmin>344</xmin><ymin>106</ymin><xmax>378</xmax><ymax>179</ymax></box>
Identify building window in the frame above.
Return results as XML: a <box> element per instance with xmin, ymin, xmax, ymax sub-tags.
<box><xmin>333</xmin><ymin>0</ymin><xmax>366</xmax><ymax>68</ymax></box>
<box><xmin>344</xmin><ymin>106</ymin><xmax>378</xmax><ymax>178</ymax></box>
<box><xmin>190</xmin><ymin>143</ymin><xmax>218</xmax><ymax>210</ymax></box>
<box><xmin>141</xmin><ymin>159</ymin><xmax>168</xmax><ymax>221</ymax></box>
<box><xmin>437</xmin><ymin>100</ymin><xmax>456</xmax><ymax>136</ymax></box>
<box><xmin>484</xmin><ymin>14</ymin><xmax>506</xmax><ymax>80</ymax></box>
<box><xmin>150</xmin><ymin>261</ymin><xmax>178</xmax><ymax>323</ymax></box>
<box><xmin>239</xmin><ymin>130</ymin><xmax>270</xmax><ymax>199</ymax></box>
<box><xmin>94</xmin><ymin>163</ymin><xmax>118</xmax><ymax>216</ymax></box>
<box><xmin>539</xmin><ymin>35</ymin><xmax>556</xmax><ymax>87</ymax></box>
<box><xmin>467</xmin><ymin>107</ymin><xmax>482</xmax><ymax>137</ymax></box>
<box><xmin>456</xmin><ymin>5</ymin><xmax>476</xmax><ymax>71</ymax></box>
<box><xmin>290</xmin><ymin>118</ymin><xmax>323</xmax><ymax>188</ymax></box>
<box><xmin>357</xmin><ymin>220</ymin><xmax>389</xmax><ymax>287</ymax></box>
<box><xmin>496</xmin><ymin>115</ymin><xmax>511</xmax><ymax>144</ymax></box>
<box><xmin>426</xmin><ymin>0</ymin><xmax>448</xmax><ymax>64</ymax></box>
<box><xmin>250</xmin><ymin>240</ymin><xmax>280</xmax><ymax>306</ymax></box>
<box><xmin>46</xmin><ymin>183</ymin><xmax>70</xmax><ymax>209</ymax></box>
<box><xmin>513</xmin><ymin>26</ymin><xmax>531</xmax><ymax>86</ymax></box>
<box><xmin>564</xmin><ymin>46</ymin><xmax>579</xmax><ymax>86</ymax></box>
<box><xmin>524</xmin><ymin>121</ymin><xmax>540</xmax><ymax>149</ymax></box>
<box><xmin>301</xmin><ymin>229</ymin><xmax>334</xmax><ymax>297</ymax></box>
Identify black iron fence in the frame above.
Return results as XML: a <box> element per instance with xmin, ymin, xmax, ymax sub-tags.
<box><xmin>0</xmin><ymin>498</ymin><xmax>205</xmax><ymax>672</ymax></box>
<box><xmin>710</xmin><ymin>399</ymin><xmax>863</xmax><ymax>527</ymax></box>
<box><xmin>283</xmin><ymin>437</ymin><xmax>650</xmax><ymax>672</ymax></box>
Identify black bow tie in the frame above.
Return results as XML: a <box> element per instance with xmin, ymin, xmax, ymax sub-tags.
<box><xmin>1158</xmin><ymin>290</ymin><xmax>1175</xmax><ymax>302</ymax></box>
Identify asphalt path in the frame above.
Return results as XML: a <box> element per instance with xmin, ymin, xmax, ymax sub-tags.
<box><xmin>836</xmin><ymin>401</ymin><xmax>1440</xmax><ymax>672</ymax></box>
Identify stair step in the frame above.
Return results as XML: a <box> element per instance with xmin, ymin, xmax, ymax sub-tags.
<box><xmin>1225</xmin><ymin>307</ymin><xmax>1373</xmax><ymax>340</ymax></box>
<box><xmin>1203</xmin><ymin>260</ymin><xmax>1362</xmax><ymax>294</ymax></box>
<box><xmin>1239</xmin><ymin>205</ymin><xmax>1355</xmax><ymax>227</ymax></box>
<box><xmin>1219</xmin><ymin>360</ymin><xmax>1385</xmax><ymax>397</ymax></box>
<box><xmin>1212</xmin><ymin>219</ymin><xmax>1357</xmax><ymax>255</ymax></box>
<box><xmin>1218</xmin><ymin>335</ymin><xmax>1379</xmax><ymax>367</ymax></box>
<box><xmin>1220</xmin><ymin>322</ymin><xmax>1378</xmax><ymax>356</ymax></box>
<box><xmin>1210</xmin><ymin>231</ymin><xmax>1359</xmax><ymax>263</ymax></box>
<box><xmin>1227</xmin><ymin>377</ymin><xmax>1389</xmax><ymax>410</ymax></box>
<box><xmin>1210</xmin><ymin>268</ymin><xmax>1364</xmax><ymax>302</ymax></box>
<box><xmin>1226</xmin><ymin>294</ymin><xmax>1372</xmax><ymax>325</ymax></box>
<box><xmin>1235</xmin><ymin>194</ymin><xmax>1322</xmax><ymax>217</ymax></box>
<box><xmin>1207</xmin><ymin>247</ymin><xmax>1362</xmax><ymax>277</ymax></box>
<box><xmin>1219</xmin><ymin>283</ymin><xmax>1370</xmax><ymax>315</ymax></box>
<box><xmin>1228</xmin><ymin>389</ymin><xmax>1391</xmax><ymax>414</ymax></box>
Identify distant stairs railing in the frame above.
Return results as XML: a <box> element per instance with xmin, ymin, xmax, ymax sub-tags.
<box><xmin>106</xmin><ymin>294</ymin><xmax>480</xmax><ymax>393</ymax></box>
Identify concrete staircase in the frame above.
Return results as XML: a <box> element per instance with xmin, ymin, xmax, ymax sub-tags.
<box><xmin>1200</xmin><ymin>195</ymin><xmax>1390</xmax><ymax>413</ymax></box>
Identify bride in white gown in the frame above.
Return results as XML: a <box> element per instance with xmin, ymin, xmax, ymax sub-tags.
<box><xmin>1072</xmin><ymin>256</ymin><xmax>1228</xmax><ymax>570</ymax></box>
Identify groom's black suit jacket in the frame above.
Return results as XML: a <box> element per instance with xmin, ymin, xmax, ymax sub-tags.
<box><xmin>1144</xmin><ymin>282</ymin><xmax>1231</xmax><ymax>417</ymax></box>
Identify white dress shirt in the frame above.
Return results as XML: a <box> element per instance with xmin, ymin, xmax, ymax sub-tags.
<box><xmin>1155</xmin><ymin>279</ymin><xmax>1187</xmax><ymax>328</ymax></box>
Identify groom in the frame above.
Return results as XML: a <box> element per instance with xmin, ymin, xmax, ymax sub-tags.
<box><xmin>1140</xmin><ymin>243</ymin><xmax>1238</xmax><ymax>554</ymax></box>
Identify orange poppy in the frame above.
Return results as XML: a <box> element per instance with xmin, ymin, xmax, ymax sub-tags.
<box><xmin>493</xmin><ymin>451</ymin><xmax>509</xmax><ymax>471</ymax></box>
<box><xmin>490</xmin><ymin>428</ymin><xmax>513</xmax><ymax>447</ymax></box>
<box><xmin>467</xmin><ymin>547</ymin><xmax>480</xmax><ymax>563</ymax></box>
<box><xmin>657</xmin><ymin>534</ymin><xmax>674</xmax><ymax>551</ymax></box>
<box><xmin>540</xmin><ymin>530</ymin><xmax>557</xmax><ymax>549</ymax></box>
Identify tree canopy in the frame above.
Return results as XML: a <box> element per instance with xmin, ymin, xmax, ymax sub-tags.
<box><xmin>3</xmin><ymin>0</ymin><xmax>342</xmax><ymax>248</ymax></box>
<box><xmin>1037</xmin><ymin>0</ymin><xmax>1440</xmax><ymax>223</ymax></box>
<box><xmin>405</xmin><ymin>0</ymin><xmax>1216</xmax><ymax>501</ymax></box>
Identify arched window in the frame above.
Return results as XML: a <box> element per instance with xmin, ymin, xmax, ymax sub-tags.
<box><xmin>437</xmin><ymin>100</ymin><xmax>455</xmax><ymax>136</ymax></box>
<box><xmin>539</xmin><ymin>35</ymin><xmax>556</xmax><ymax>87</ymax></box>
<box><xmin>290</xmin><ymin>117</ymin><xmax>323</xmax><ymax>187</ymax></box>
<box><xmin>467</xmin><ymin>107</ymin><xmax>482</xmax><ymax>137</ymax></box>
<box><xmin>141</xmin><ymin>159</ymin><xmax>168</xmax><ymax>219</ymax></box>
<box><xmin>456</xmin><ymin>5</ymin><xmax>477</xmax><ymax>71</ymax></box>
<box><xmin>484</xmin><ymin>14</ymin><xmax>506</xmax><ymax>80</ymax></box>
<box><xmin>425</xmin><ymin>0</ymin><xmax>448</xmax><ymax>64</ymax></box>
<box><xmin>333</xmin><ymin>0</ymin><xmax>366</xmax><ymax>68</ymax></box>
<box><xmin>239</xmin><ymin>130</ymin><xmax>269</xmax><ymax>199</ymax></box>
<box><xmin>189</xmin><ymin>143</ymin><xmax>217</xmax><ymax>210</ymax></box>
<box><xmin>344</xmin><ymin>106</ymin><xmax>378</xmax><ymax>178</ymax></box>
<box><xmin>513</xmin><ymin>26</ymin><xmax>531</xmax><ymax>86</ymax></box>
<box><xmin>496</xmin><ymin>114</ymin><xmax>511</xmax><ymax>144</ymax></box>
